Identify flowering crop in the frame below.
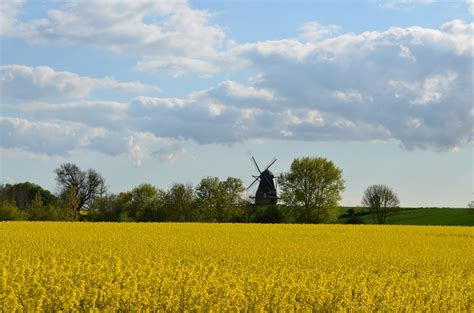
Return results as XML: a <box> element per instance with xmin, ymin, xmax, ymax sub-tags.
<box><xmin>0</xmin><ymin>222</ymin><xmax>472</xmax><ymax>311</ymax></box>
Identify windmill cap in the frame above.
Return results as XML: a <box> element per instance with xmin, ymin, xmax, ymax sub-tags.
<box><xmin>262</xmin><ymin>169</ymin><xmax>274</xmax><ymax>176</ymax></box>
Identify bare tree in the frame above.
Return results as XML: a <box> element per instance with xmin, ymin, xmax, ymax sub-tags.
<box><xmin>55</xmin><ymin>163</ymin><xmax>106</xmax><ymax>214</ymax></box>
<box><xmin>362</xmin><ymin>184</ymin><xmax>400</xmax><ymax>224</ymax></box>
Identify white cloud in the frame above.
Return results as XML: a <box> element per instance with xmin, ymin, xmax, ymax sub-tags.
<box><xmin>334</xmin><ymin>90</ymin><xmax>365</xmax><ymax>104</ymax></box>
<box><xmin>127</xmin><ymin>135</ymin><xmax>146</xmax><ymax>167</ymax></box>
<box><xmin>135</xmin><ymin>56</ymin><xmax>219</xmax><ymax>77</ymax></box>
<box><xmin>0</xmin><ymin>65</ymin><xmax>158</xmax><ymax>100</ymax></box>
<box><xmin>5</xmin><ymin>0</ymin><xmax>228</xmax><ymax>76</ymax></box>
<box><xmin>216</xmin><ymin>81</ymin><xmax>276</xmax><ymax>101</ymax></box>
<box><xmin>127</xmin><ymin>132</ymin><xmax>187</xmax><ymax>166</ymax></box>
<box><xmin>468</xmin><ymin>0</ymin><xmax>474</xmax><ymax>15</ymax></box>
<box><xmin>299</xmin><ymin>22</ymin><xmax>340</xmax><ymax>42</ymax></box>
<box><xmin>0</xmin><ymin>0</ymin><xmax>23</xmax><ymax>35</ymax></box>
<box><xmin>1</xmin><ymin>21</ymin><xmax>472</xmax><ymax>157</ymax></box>
<box><xmin>399</xmin><ymin>45</ymin><xmax>416</xmax><ymax>61</ymax></box>
<box><xmin>0</xmin><ymin>117</ymin><xmax>108</xmax><ymax>155</ymax></box>
<box><xmin>389</xmin><ymin>72</ymin><xmax>458</xmax><ymax>106</ymax></box>
<box><xmin>231</xmin><ymin>20</ymin><xmax>473</xmax><ymax>150</ymax></box>
<box><xmin>0</xmin><ymin>116</ymin><xmax>188</xmax><ymax>165</ymax></box>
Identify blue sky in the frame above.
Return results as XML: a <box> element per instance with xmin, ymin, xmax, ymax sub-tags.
<box><xmin>0</xmin><ymin>0</ymin><xmax>472</xmax><ymax>207</ymax></box>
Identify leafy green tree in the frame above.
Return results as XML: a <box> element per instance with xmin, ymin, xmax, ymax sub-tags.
<box><xmin>196</xmin><ymin>177</ymin><xmax>245</xmax><ymax>222</ymax></box>
<box><xmin>278</xmin><ymin>157</ymin><xmax>345</xmax><ymax>223</ymax></box>
<box><xmin>0</xmin><ymin>182</ymin><xmax>58</xmax><ymax>211</ymax></box>
<box><xmin>62</xmin><ymin>185</ymin><xmax>80</xmax><ymax>220</ymax></box>
<box><xmin>55</xmin><ymin>163</ymin><xmax>106</xmax><ymax>214</ymax></box>
<box><xmin>164</xmin><ymin>183</ymin><xmax>196</xmax><ymax>222</ymax></box>
<box><xmin>223</xmin><ymin>177</ymin><xmax>245</xmax><ymax>206</ymax></box>
<box><xmin>0</xmin><ymin>200</ymin><xmax>24</xmax><ymax>221</ymax></box>
<box><xmin>252</xmin><ymin>205</ymin><xmax>283</xmax><ymax>223</ymax></box>
<box><xmin>128</xmin><ymin>184</ymin><xmax>155</xmax><ymax>215</ymax></box>
<box><xmin>26</xmin><ymin>192</ymin><xmax>45</xmax><ymax>221</ymax></box>
<box><xmin>87</xmin><ymin>194</ymin><xmax>122</xmax><ymax>221</ymax></box>
<box><xmin>361</xmin><ymin>184</ymin><xmax>400</xmax><ymax>224</ymax></box>
<box><xmin>196</xmin><ymin>177</ymin><xmax>226</xmax><ymax>222</ymax></box>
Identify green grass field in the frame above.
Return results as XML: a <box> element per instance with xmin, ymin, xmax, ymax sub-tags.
<box><xmin>337</xmin><ymin>207</ymin><xmax>474</xmax><ymax>226</ymax></box>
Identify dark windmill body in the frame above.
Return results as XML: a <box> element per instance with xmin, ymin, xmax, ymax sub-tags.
<box><xmin>247</xmin><ymin>157</ymin><xmax>278</xmax><ymax>205</ymax></box>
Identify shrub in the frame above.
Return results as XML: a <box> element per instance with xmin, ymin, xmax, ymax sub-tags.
<box><xmin>0</xmin><ymin>200</ymin><xmax>24</xmax><ymax>221</ymax></box>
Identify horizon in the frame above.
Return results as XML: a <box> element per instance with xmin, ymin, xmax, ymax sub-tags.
<box><xmin>1</xmin><ymin>0</ymin><xmax>473</xmax><ymax>208</ymax></box>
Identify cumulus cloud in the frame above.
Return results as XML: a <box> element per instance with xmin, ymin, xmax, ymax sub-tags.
<box><xmin>4</xmin><ymin>0</ymin><xmax>228</xmax><ymax>76</ymax></box>
<box><xmin>0</xmin><ymin>116</ymin><xmax>188</xmax><ymax>165</ymax></box>
<box><xmin>468</xmin><ymin>0</ymin><xmax>474</xmax><ymax>15</ymax></box>
<box><xmin>1</xmin><ymin>20</ymin><xmax>472</xmax><ymax>158</ymax></box>
<box><xmin>0</xmin><ymin>65</ymin><xmax>158</xmax><ymax>100</ymax></box>
<box><xmin>299</xmin><ymin>22</ymin><xmax>340</xmax><ymax>42</ymax></box>
<box><xmin>230</xmin><ymin>20</ymin><xmax>473</xmax><ymax>150</ymax></box>
<box><xmin>0</xmin><ymin>0</ymin><xmax>23</xmax><ymax>35</ymax></box>
<box><xmin>0</xmin><ymin>117</ymin><xmax>109</xmax><ymax>156</ymax></box>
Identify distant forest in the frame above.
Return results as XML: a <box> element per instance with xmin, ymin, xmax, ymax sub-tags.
<box><xmin>1</xmin><ymin>161</ymin><xmax>472</xmax><ymax>225</ymax></box>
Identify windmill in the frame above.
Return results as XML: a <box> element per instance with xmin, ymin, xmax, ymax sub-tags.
<box><xmin>247</xmin><ymin>156</ymin><xmax>278</xmax><ymax>205</ymax></box>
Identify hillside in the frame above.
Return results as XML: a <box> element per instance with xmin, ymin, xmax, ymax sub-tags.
<box><xmin>337</xmin><ymin>207</ymin><xmax>474</xmax><ymax>226</ymax></box>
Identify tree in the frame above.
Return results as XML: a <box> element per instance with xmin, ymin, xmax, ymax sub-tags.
<box><xmin>278</xmin><ymin>157</ymin><xmax>345</xmax><ymax>223</ymax></box>
<box><xmin>0</xmin><ymin>200</ymin><xmax>24</xmax><ymax>221</ymax></box>
<box><xmin>222</xmin><ymin>177</ymin><xmax>245</xmax><ymax>206</ymax></box>
<box><xmin>164</xmin><ymin>183</ymin><xmax>196</xmax><ymax>222</ymax></box>
<box><xmin>122</xmin><ymin>184</ymin><xmax>164</xmax><ymax>222</ymax></box>
<box><xmin>26</xmin><ymin>192</ymin><xmax>44</xmax><ymax>221</ymax></box>
<box><xmin>196</xmin><ymin>177</ymin><xmax>245</xmax><ymax>222</ymax></box>
<box><xmin>87</xmin><ymin>194</ymin><xmax>121</xmax><ymax>222</ymax></box>
<box><xmin>55</xmin><ymin>163</ymin><xmax>106</xmax><ymax>214</ymax></box>
<box><xmin>361</xmin><ymin>184</ymin><xmax>400</xmax><ymax>224</ymax></box>
<box><xmin>62</xmin><ymin>185</ymin><xmax>81</xmax><ymax>220</ymax></box>
<box><xmin>0</xmin><ymin>182</ymin><xmax>58</xmax><ymax>211</ymax></box>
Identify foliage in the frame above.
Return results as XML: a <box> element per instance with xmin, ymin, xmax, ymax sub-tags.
<box><xmin>55</xmin><ymin>163</ymin><xmax>106</xmax><ymax>212</ymax></box>
<box><xmin>0</xmin><ymin>201</ymin><xmax>24</xmax><ymax>221</ymax></box>
<box><xmin>196</xmin><ymin>177</ymin><xmax>245</xmax><ymax>222</ymax></box>
<box><xmin>26</xmin><ymin>192</ymin><xmax>44</xmax><ymax>221</ymax></box>
<box><xmin>251</xmin><ymin>204</ymin><xmax>283</xmax><ymax>223</ymax></box>
<box><xmin>278</xmin><ymin>157</ymin><xmax>345</xmax><ymax>223</ymax></box>
<box><xmin>0</xmin><ymin>182</ymin><xmax>58</xmax><ymax>210</ymax></box>
<box><xmin>87</xmin><ymin>184</ymin><xmax>165</xmax><ymax>222</ymax></box>
<box><xmin>343</xmin><ymin>207</ymin><xmax>365</xmax><ymax>224</ymax></box>
<box><xmin>125</xmin><ymin>184</ymin><xmax>163</xmax><ymax>222</ymax></box>
<box><xmin>344</xmin><ymin>216</ymin><xmax>365</xmax><ymax>224</ymax></box>
<box><xmin>0</xmin><ymin>223</ymin><xmax>472</xmax><ymax>311</ymax></box>
<box><xmin>86</xmin><ymin>194</ymin><xmax>121</xmax><ymax>222</ymax></box>
<box><xmin>61</xmin><ymin>186</ymin><xmax>80</xmax><ymax>221</ymax></box>
<box><xmin>163</xmin><ymin>183</ymin><xmax>196</xmax><ymax>222</ymax></box>
<box><xmin>361</xmin><ymin>184</ymin><xmax>400</xmax><ymax>224</ymax></box>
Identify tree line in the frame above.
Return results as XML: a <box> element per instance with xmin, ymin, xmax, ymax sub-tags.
<box><xmin>0</xmin><ymin>157</ymin><xmax>401</xmax><ymax>224</ymax></box>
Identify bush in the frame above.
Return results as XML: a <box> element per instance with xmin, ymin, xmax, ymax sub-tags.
<box><xmin>253</xmin><ymin>205</ymin><xmax>283</xmax><ymax>223</ymax></box>
<box><xmin>0</xmin><ymin>201</ymin><xmax>24</xmax><ymax>221</ymax></box>
<box><xmin>345</xmin><ymin>216</ymin><xmax>365</xmax><ymax>224</ymax></box>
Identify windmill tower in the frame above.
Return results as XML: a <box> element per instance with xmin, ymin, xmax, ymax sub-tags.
<box><xmin>247</xmin><ymin>157</ymin><xmax>278</xmax><ymax>205</ymax></box>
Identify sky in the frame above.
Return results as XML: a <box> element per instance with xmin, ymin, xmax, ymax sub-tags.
<box><xmin>0</xmin><ymin>0</ymin><xmax>472</xmax><ymax>207</ymax></box>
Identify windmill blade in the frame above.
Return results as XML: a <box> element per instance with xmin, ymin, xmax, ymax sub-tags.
<box><xmin>251</xmin><ymin>156</ymin><xmax>262</xmax><ymax>174</ymax></box>
<box><xmin>263</xmin><ymin>157</ymin><xmax>277</xmax><ymax>172</ymax></box>
<box><xmin>247</xmin><ymin>176</ymin><xmax>260</xmax><ymax>190</ymax></box>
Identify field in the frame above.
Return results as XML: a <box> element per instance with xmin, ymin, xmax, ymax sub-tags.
<box><xmin>1</xmin><ymin>222</ymin><xmax>472</xmax><ymax>311</ymax></box>
<box><xmin>337</xmin><ymin>207</ymin><xmax>474</xmax><ymax>226</ymax></box>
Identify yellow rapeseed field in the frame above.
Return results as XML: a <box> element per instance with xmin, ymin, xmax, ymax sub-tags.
<box><xmin>0</xmin><ymin>222</ymin><xmax>472</xmax><ymax>311</ymax></box>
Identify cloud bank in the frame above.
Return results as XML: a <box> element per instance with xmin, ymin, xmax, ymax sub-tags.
<box><xmin>0</xmin><ymin>0</ymin><xmax>472</xmax><ymax>164</ymax></box>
